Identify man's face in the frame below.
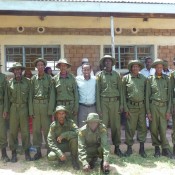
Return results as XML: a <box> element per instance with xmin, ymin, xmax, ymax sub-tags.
<box><xmin>145</xmin><ymin>58</ymin><xmax>152</xmax><ymax>69</ymax></box>
<box><xmin>88</xmin><ymin>121</ymin><xmax>99</xmax><ymax>132</ymax></box>
<box><xmin>36</xmin><ymin>61</ymin><xmax>45</xmax><ymax>72</ymax></box>
<box><xmin>104</xmin><ymin>58</ymin><xmax>113</xmax><ymax>70</ymax></box>
<box><xmin>55</xmin><ymin>110</ymin><xmax>66</xmax><ymax>125</ymax></box>
<box><xmin>13</xmin><ymin>68</ymin><xmax>22</xmax><ymax>78</ymax></box>
<box><xmin>82</xmin><ymin>65</ymin><xmax>91</xmax><ymax>78</ymax></box>
<box><xmin>59</xmin><ymin>63</ymin><xmax>68</xmax><ymax>74</ymax></box>
<box><xmin>155</xmin><ymin>64</ymin><xmax>163</xmax><ymax>74</ymax></box>
<box><xmin>131</xmin><ymin>64</ymin><xmax>140</xmax><ymax>75</ymax></box>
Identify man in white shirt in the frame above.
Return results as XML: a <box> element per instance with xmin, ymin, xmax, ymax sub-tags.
<box><xmin>77</xmin><ymin>58</ymin><xmax>94</xmax><ymax>76</ymax></box>
<box><xmin>140</xmin><ymin>57</ymin><xmax>155</xmax><ymax>129</ymax></box>
<box><xmin>76</xmin><ymin>63</ymin><xmax>96</xmax><ymax>127</ymax></box>
<box><xmin>140</xmin><ymin>57</ymin><xmax>155</xmax><ymax>78</ymax></box>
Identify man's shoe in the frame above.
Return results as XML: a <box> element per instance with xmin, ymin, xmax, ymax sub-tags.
<box><xmin>154</xmin><ymin>146</ymin><xmax>160</xmax><ymax>158</ymax></box>
<box><xmin>162</xmin><ymin>148</ymin><xmax>175</xmax><ymax>159</ymax></box>
<box><xmin>33</xmin><ymin>148</ymin><xmax>42</xmax><ymax>160</ymax></box>
<box><xmin>1</xmin><ymin>148</ymin><xmax>10</xmax><ymax>162</ymax></box>
<box><xmin>89</xmin><ymin>157</ymin><xmax>97</xmax><ymax>169</ymax></box>
<box><xmin>139</xmin><ymin>143</ymin><xmax>147</xmax><ymax>158</ymax></box>
<box><xmin>100</xmin><ymin>160</ymin><xmax>110</xmax><ymax>174</ymax></box>
<box><xmin>124</xmin><ymin>146</ymin><xmax>132</xmax><ymax>157</ymax></box>
<box><xmin>71</xmin><ymin>156</ymin><xmax>80</xmax><ymax>170</ymax></box>
<box><xmin>11</xmin><ymin>150</ymin><xmax>17</xmax><ymax>163</ymax></box>
<box><xmin>25</xmin><ymin>149</ymin><xmax>32</xmax><ymax>161</ymax></box>
<box><xmin>114</xmin><ymin>146</ymin><xmax>124</xmax><ymax>157</ymax></box>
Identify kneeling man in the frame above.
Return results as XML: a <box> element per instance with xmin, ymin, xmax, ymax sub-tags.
<box><xmin>47</xmin><ymin>105</ymin><xmax>80</xmax><ymax>170</ymax></box>
<box><xmin>78</xmin><ymin>113</ymin><xmax>110</xmax><ymax>174</ymax></box>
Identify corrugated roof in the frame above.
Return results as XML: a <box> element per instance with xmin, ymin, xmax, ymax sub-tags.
<box><xmin>0</xmin><ymin>0</ymin><xmax>174</xmax><ymax>17</ymax></box>
<box><xmin>32</xmin><ymin>0</ymin><xmax>175</xmax><ymax>4</ymax></box>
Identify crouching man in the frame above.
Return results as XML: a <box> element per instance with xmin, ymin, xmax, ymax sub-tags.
<box><xmin>78</xmin><ymin>113</ymin><xmax>110</xmax><ymax>174</ymax></box>
<box><xmin>47</xmin><ymin>105</ymin><xmax>80</xmax><ymax>170</ymax></box>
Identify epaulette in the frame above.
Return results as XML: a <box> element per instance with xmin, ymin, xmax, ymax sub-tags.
<box><xmin>99</xmin><ymin>123</ymin><xmax>107</xmax><ymax>133</ymax></box>
<box><xmin>50</xmin><ymin>121</ymin><xmax>56</xmax><ymax>127</ymax></box>
<box><xmin>78</xmin><ymin>125</ymin><xmax>87</xmax><ymax>137</ymax></box>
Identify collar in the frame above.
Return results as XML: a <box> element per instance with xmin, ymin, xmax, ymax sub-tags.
<box><xmin>36</xmin><ymin>73</ymin><xmax>47</xmax><ymax>80</ymax></box>
<box><xmin>103</xmin><ymin>70</ymin><xmax>114</xmax><ymax>75</ymax></box>
<box><xmin>60</xmin><ymin>72</ymin><xmax>69</xmax><ymax>79</ymax></box>
<box><xmin>155</xmin><ymin>74</ymin><xmax>165</xmax><ymax>79</ymax></box>
<box><xmin>130</xmin><ymin>73</ymin><xmax>140</xmax><ymax>78</ymax></box>
<box><xmin>144</xmin><ymin>68</ymin><xmax>152</xmax><ymax>71</ymax></box>
<box><xmin>56</xmin><ymin>118</ymin><xmax>68</xmax><ymax>127</ymax></box>
<box><xmin>13</xmin><ymin>76</ymin><xmax>25</xmax><ymax>83</ymax></box>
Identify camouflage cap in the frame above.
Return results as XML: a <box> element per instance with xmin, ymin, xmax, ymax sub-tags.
<box><xmin>83</xmin><ymin>113</ymin><xmax>102</xmax><ymax>123</ymax></box>
<box><xmin>54</xmin><ymin>105</ymin><xmax>68</xmax><ymax>115</ymax></box>
<box><xmin>33</xmin><ymin>58</ymin><xmax>47</xmax><ymax>67</ymax></box>
<box><xmin>56</xmin><ymin>58</ymin><xmax>71</xmax><ymax>68</ymax></box>
<box><xmin>127</xmin><ymin>60</ymin><xmax>144</xmax><ymax>71</ymax></box>
<box><xmin>151</xmin><ymin>59</ymin><xmax>165</xmax><ymax>68</ymax></box>
<box><xmin>9</xmin><ymin>62</ymin><xmax>25</xmax><ymax>72</ymax></box>
<box><xmin>99</xmin><ymin>55</ymin><xmax>116</xmax><ymax>67</ymax></box>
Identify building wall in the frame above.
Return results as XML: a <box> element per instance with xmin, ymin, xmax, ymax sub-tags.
<box><xmin>0</xmin><ymin>15</ymin><xmax>175</xmax><ymax>74</ymax></box>
<box><xmin>64</xmin><ymin>45</ymin><xmax>100</xmax><ymax>74</ymax></box>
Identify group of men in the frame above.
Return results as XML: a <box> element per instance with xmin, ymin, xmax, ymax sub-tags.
<box><xmin>0</xmin><ymin>54</ymin><xmax>175</xmax><ymax>173</ymax></box>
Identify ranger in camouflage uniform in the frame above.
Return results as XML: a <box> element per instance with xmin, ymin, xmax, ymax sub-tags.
<box><xmin>146</xmin><ymin>59</ymin><xmax>174</xmax><ymax>159</ymax></box>
<box><xmin>8</xmin><ymin>62</ymin><xmax>32</xmax><ymax>162</ymax></box>
<box><xmin>47</xmin><ymin>105</ymin><xmax>79</xmax><ymax>170</ymax></box>
<box><xmin>78</xmin><ymin>113</ymin><xmax>110</xmax><ymax>174</ymax></box>
<box><xmin>122</xmin><ymin>60</ymin><xmax>147</xmax><ymax>158</ymax></box>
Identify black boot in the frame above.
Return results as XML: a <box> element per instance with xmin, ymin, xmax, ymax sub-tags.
<box><xmin>33</xmin><ymin>147</ymin><xmax>42</xmax><ymax>161</ymax></box>
<box><xmin>154</xmin><ymin>146</ymin><xmax>160</xmax><ymax>158</ymax></box>
<box><xmin>89</xmin><ymin>157</ymin><xmax>97</xmax><ymax>169</ymax></box>
<box><xmin>11</xmin><ymin>150</ymin><xmax>17</xmax><ymax>163</ymax></box>
<box><xmin>114</xmin><ymin>146</ymin><xmax>124</xmax><ymax>157</ymax></box>
<box><xmin>25</xmin><ymin>149</ymin><xmax>32</xmax><ymax>161</ymax></box>
<box><xmin>162</xmin><ymin>148</ymin><xmax>175</xmax><ymax>159</ymax></box>
<box><xmin>100</xmin><ymin>160</ymin><xmax>110</xmax><ymax>174</ymax></box>
<box><xmin>71</xmin><ymin>156</ymin><xmax>80</xmax><ymax>170</ymax></box>
<box><xmin>139</xmin><ymin>143</ymin><xmax>147</xmax><ymax>158</ymax></box>
<box><xmin>124</xmin><ymin>145</ymin><xmax>132</xmax><ymax>157</ymax></box>
<box><xmin>1</xmin><ymin>148</ymin><xmax>10</xmax><ymax>162</ymax></box>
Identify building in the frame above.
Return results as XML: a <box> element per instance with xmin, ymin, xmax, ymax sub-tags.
<box><xmin>0</xmin><ymin>0</ymin><xmax>175</xmax><ymax>75</ymax></box>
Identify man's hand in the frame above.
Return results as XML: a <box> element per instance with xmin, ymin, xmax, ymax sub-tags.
<box><xmin>125</xmin><ymin>112</ymin><xmax>130</xmax><ymax>118</ymax></box>
<box><xmin>166</xmin><ymin>113</ymin><xmax>171</xmax><ymax>120</ymax></box>
<box><xmin>3</xmin><ymin>112</ymin><xmax>8</xmax><ymax>119</ymax></box>
<box><xmin>103</xmin><ymin>161</ymin><xmax>110</xmax><ymax>172</ymax></box>
<box><xmin>73</xmin><ymin>111</ymin><xmax>77</xmax><ymax>116</ymax></box>
<box><xmin>147</xmin><ymin>113</ymin><xmax>152</xmax><ymax>121</ymax></box>
<box><xmin>60</xmin><ymin>154</ymin><xmax>66</xmax><ymax>161</ymax></box>
<box><xmin>83</xmin><ymin>164</ymin><xmax>90</xmax><ymax>172</ymax></box>
<box><xmin>57</xmin><ymin>136</ymin><xmax>63</xmax><ymax>143</ymax></box>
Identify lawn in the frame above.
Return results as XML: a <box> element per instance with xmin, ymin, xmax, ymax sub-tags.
<box><xmin>0</xmin><ymin>143</ymin><xmax>175</xmax><ymax>175</ymax></box>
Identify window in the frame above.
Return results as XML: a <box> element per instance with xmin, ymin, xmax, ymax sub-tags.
<box><xmin>5</xmin><ymin>46</ymin><xmax>61</xmax><ymax>71</ymax></box>
<box><xmin>104</xmin><ymin>45</ymin><xmax>154</xmax><ymax>69</ymax></box>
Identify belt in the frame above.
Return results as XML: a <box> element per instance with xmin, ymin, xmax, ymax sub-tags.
<box><xmin>12</xmin><ymin>103</ymin><xmax>27</xmax><ymax>107</ymax></box>
<box><xmin>57</xmin><ymin>100</ymin><xmax>73</xmax><ymax>105</ymax></box>
<box><xmin>33</xmin><ymin>99</ymin><xmax>48</xmax><ymax>104</ymax></box>
<box><xmin>101</xmin><ymin>96</ymin><xmax>119</xmax><ymax>102</ymax></box>
<box><xmin>79</xmin><ymin>103</ymin><xmax>96</xmax><ymax>107</ymax></box>
<box><xmin>151</xmin><ymin>100</ymin><xmax>167</xmax><ymax>107</ymax></box>
<box><xmin>129</xmin><ymin>100</ymin><xmax>144</xmax><ymax>106</ymax></box>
